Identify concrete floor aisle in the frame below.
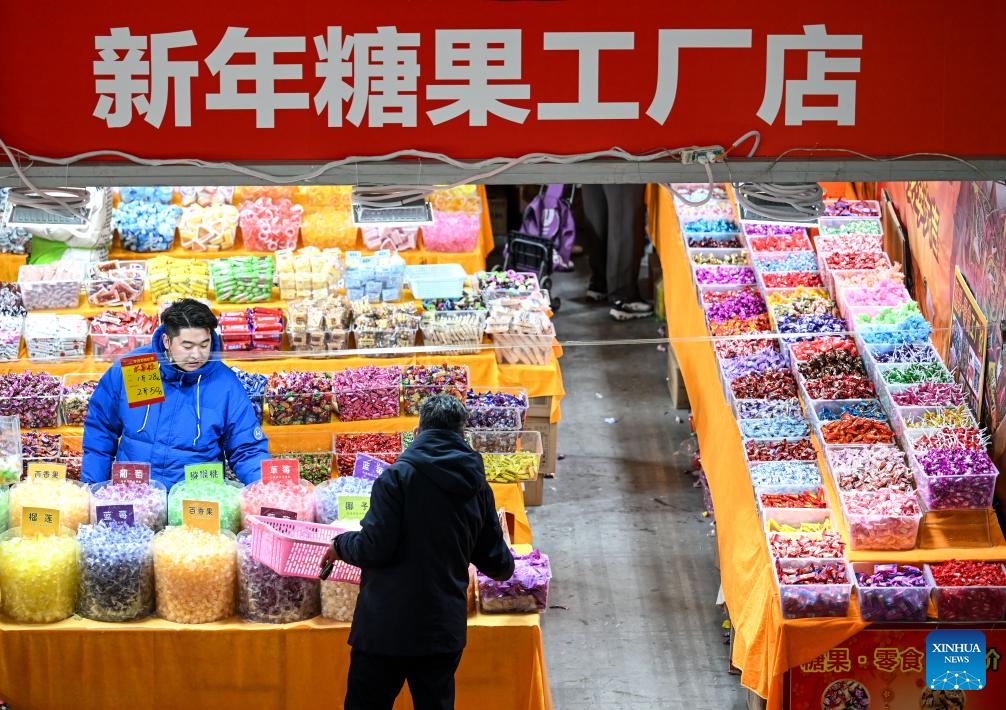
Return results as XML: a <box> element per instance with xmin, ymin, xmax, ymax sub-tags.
<box><xmin>530</xmin><ymin>261</ymin><xmax>747</xmax><ymax>709</ymax></box>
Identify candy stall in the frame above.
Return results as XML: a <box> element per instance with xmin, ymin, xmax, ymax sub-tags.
<box><xmin>0</xmin><ymin>184</ymin><xmax>559</xmax><ymax>710</ymax></box>
<box><xmin>650</xmin><ymin>184</ymin><xmax>1006</xmax><ymax>710</ymax></box>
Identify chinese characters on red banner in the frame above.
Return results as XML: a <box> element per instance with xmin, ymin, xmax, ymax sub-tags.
<box><xmin>93</xmin><ymin>24</ymin><xmax>861</xmax><ymax>130</ymax></box>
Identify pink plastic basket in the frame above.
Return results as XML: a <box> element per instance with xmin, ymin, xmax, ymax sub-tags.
<box><xmin>248</xmin><ymin>515</ymin><xmax>361</xmax><ymax>582</ymax></box>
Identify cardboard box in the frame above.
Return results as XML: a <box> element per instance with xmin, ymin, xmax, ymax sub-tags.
<box><xmin>527</xmin><ymin>395</ymin><xmax>551</xmax><ymax>419</ymax></box>
<box><xmin>524</xmin><ymin>417</ymin><xmax>557</xmax><ymax>476</ymax></box>
<box><xmin>523</xmin><ymin>476</ymin><xmax>543</xmax><ymax>507</ymax></box>
<box><xmin>667</xmin><ymin>348</ymin><xmax>690</xmax><ymax>409</ymax></box>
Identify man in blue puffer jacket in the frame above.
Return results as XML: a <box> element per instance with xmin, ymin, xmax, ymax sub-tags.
<box><xmin>82</xmin><ymin>299</ymin><xmax>270</xmax><ymax>487</ymax></box>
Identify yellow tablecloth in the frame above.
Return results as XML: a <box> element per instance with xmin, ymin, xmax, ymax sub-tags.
<box><xmin>0</xmin><ymin>606</ymin><xmax>549</xmax><ymax>710</ymax></box>
<box><xmin>648</xmin><ymin>184</ymin><xmax>1006</xmax><ymax>708</ymax></box>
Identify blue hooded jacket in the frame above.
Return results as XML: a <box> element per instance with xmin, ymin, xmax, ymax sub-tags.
<box><xmin>82</xmin><ymin>325</ymin><xmax>270</xmax><ymax>487</ymax></box>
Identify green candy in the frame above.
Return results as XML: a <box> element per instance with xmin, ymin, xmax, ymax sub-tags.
<box><xmin>482</xmin><ymin>452</ymin><xmax>539</xmax><ymax>483</ymax></box>
<box><xmin>167</xmin><ymin>479</ymin><xmax>243</xmax><ymax>532</ymax></box>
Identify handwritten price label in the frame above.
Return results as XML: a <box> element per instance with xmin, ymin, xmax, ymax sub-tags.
<box><xmin>181</xmin><ymin>499</ymin><xmax>220</xmax><ymax>534</ymax></box>
<box><xmin>111</xmin><ymin>461</ymin><xmax>150</xmax><ymax>486</ymax></box>
<box><xmin>120</xmin><ymin>353</ymin><xmax>166</xmax><ymax>409</ymax></box>
<box><xmin>184</xmin><ymin>462</ymin><xmax>224</xmax><ymax>484</ymax></box>
<box><xmin>22</xmin><ymin>507</ymin><xmax>60</xmax><ymax>537</ymax></box>
<box><xmin>261</xmin><ymin>459</ymin><xmax>300</xmax><ymax>486</ymax></box>
<box><xmin>27</xmin><ymin>462</ymin><xmax>66</xmax><ymax>482</ymax></box>
<box><xmin>337</xmin><ymin>495</ymin><xmax>371</xmax><ymax>521</ymax></box>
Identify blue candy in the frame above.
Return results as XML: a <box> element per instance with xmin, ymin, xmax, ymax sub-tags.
<box><xmin>776</xmin><ymin>314</ymin><xmax>846</xmax><ymax>334</ymax></box>
<box><xmin>816</xmin><ymin>400</ymin><xmax>887</xmax><ymax>422</ymax></box>
<box><xmin>739</xmin><ymin>417</ymin><xmax>810</xmax><ymax>439</ymax></box>
<box><xmin>113</xmin><ymin>201</ymin><xmax>183</xmax><ymax>252</ymax></box>
<box><xmin>118</xmin><ymin>186</ymin><xmax>175</xmax><ymax>204</ymax></box>
<box><xmin>749</xmin><ymin>461</ymin><xmax>822</xmax><ymax>487</ymax></box>
<box><xmin>754</xmin><ymin>252</ymin><xmax>818</xmax><ymax>273</ymax></box>
<box><xmin>230</xmin><ymin>366</ymin><xmax>267</xmax><ymax>422</ymax></box>
<box><xmin>682</xmin><ymin>218</ymin><xmax>740</xmax><ymax>233</ymax></box>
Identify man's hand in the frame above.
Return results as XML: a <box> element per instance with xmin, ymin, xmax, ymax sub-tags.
<box><xmin>319</xmin><ymin>538</ymin><xmax>342</xmax><ymax>579</ymax></box>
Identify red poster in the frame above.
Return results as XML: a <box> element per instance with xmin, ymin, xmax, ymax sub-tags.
<box><xmin>1</xmin><ymin>2</ymin><xmax>1006</xmax><ymax>161</ymax></box>
<box><xmin>788</xmin><ymin>627</ymin><xmax>1006</xmax><ymax>709</ymax></box>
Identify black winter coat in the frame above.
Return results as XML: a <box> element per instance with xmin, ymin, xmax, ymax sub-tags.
<box><xmin>334</xmin><ymin>428</ymin><xmax>515</xmax><ymax>655</ymax></box>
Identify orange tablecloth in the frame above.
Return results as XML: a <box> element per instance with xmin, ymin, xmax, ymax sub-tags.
<box><xmin>648</xmin><ymin>184</ymin><xmax>1006</xmax><ymax>708</ymax></box>
<box><xmin>0</xmin><ymin>603</ymin><xmax>549</xmax><ymax>710</ymax></box>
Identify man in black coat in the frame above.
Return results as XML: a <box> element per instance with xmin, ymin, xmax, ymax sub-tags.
<box><xmin>321</xmin><ymin>394</ymin><xmax>515</xmax><ymax>710</ymax></box>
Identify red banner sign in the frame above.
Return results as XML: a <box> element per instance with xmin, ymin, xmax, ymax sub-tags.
<box><xmin>788</xmin><ymin>627</ymin><xmax>1006</xmax><ymax>709</ymax></box>
<box><xmin>1</xmin><ymin>2</ymin><xmax>1005</xmax><ymax>161</ymax></box>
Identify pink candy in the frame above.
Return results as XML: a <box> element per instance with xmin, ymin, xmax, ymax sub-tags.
<box><xmin>238</xmin><ymin>197</ymin><xmax>303</xmax><ymax>252</ymax></box>
<box><xmin>422</xmin><ymin>211</ymin><xmax>480</xmax><ymax>253</ymax></box>
<box><xmin>843</xmin><ymin>489</ymin><xmax>921</xmax><ymax>550</ymax></box>
<box><xmin>238</xmin><ymin>481</ymin><xmax>316</xmax><ymax>526</ymax></box>
<box><xmin>333</xmin><ymin>366</ymin><xmax>401</xmax><ymax>422</ymax></box>
<box><xmin>843</xmin><ymin>281</ymin><xmax>912</xmax><ymax>308</ymax></box>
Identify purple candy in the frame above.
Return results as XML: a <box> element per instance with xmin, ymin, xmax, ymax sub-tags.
<box><xmin>695</xmin><ymin>267</ymin><xmax>755</xmax><ymax>286</ymax></box>
<box><xmin>705</xmin><ymin>292</ymin><xmax>767</xmax><ymax>323</ymax></box>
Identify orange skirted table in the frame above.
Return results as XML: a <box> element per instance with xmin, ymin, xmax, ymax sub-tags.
<box><xmin>647</xmin><ymin>184</ymin><xmax>1006</xmax><ymax>709</ymax></box>
<box><xmin>0</xmin><ymin>553</ymin><xmax>551</xmax><ymax>710</ymax></box>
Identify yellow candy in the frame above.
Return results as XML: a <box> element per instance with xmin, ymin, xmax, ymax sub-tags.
<box><xmin>0</xmin><ymin>527</ymin><xmax>79</xmax><ymax>622</ymax></box>
<box><xmin>429</xmin><ymin>186</ymin><xmax>480</xmax><ymax>214</ymax></box>
<box><xmin>300</xmin><ymin>208</ymin><xmax>358</xmax><ymax>250</ymax></box>
<box><xmin>9</xmin><ymin>479</ymin><xmax>91</xmax><ymax>531</ymax></box>
<box><xmin>153</xmin><ymin>526</ymin><xmax>236</xmax><ymax>624</ymax></box>
<box><xmin>178</xmin><ymin>204</ymin><xmax>239</xmax><ymax>252</ymax></box>
<box><xmin>292</xmin><ymin>186</ymin><xmax>352</xmax><ymax>209</ymax></box>
<box><xmin>766</xmin><ymin>287</ymin><xmax>830</xmax><ymax>306</ymax></box>
<box><xmin>147</xmin><ymin>257</ymin><xmax>210</xmax><ymax>300</ymax></box>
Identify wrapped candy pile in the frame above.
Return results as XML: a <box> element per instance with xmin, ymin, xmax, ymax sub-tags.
<box><xmin>76</xmin><ymin>522</ymin><xmax>155</xmax><ymax>622</ymax></box>
<box><xmin>231</xmin><ymin>367</ymin><xmax>267</xmax><ymax>422</ymax></box>
<box><xmin>146</xmin><ymin>257</ymin><xmax>210</xmax><ymax>301</ymax></box>
<box><xmin>113</xmin><ymin>200</ymin><xmax>183</xmax><ymax>252</ymax></box>
<box><xmin>854</xmin><ymin>563</ymin><xmax>929</xmax><ymax>622</ymax></box>
<box><xmin>59</xmin><ymin>378</ymin><xmax>98</xmax><ymax>426</ymax></box>
<box><xmin>300</xmin><ymin>209</ymin><xmax>358</xmax><ymax>250</ymax></box>
<box><xmin>422</xmin><ymin>211</ymin><xmax>480</xmax><ymax>252</ymax></box>
<box><xmin>238</xmin><ymin>197</ymin><xmax>303</xmax><ymax>252</ymax></box>
<box><xmin>266</xmin><ymin>370</ymin><xmax>335</xmax><ymax>425</ymax></box>
<box><xmin>237</xmin><ymin>530</ymin><xmax>320</xmax><ymax>623</ymax></box>
<box><xmin>315</xmin><ymin>476</ymin><xmax>375</xmax><ymax>524</ymax></box>
<box><xmin>477</xmin><ymin>271</ymin><xmax>540</xmax><ymax>299</ymax></box>
<box><xmin>321</xmin><ymin>578</ymin><xmax>360</xmax><ymax>621</ymax></box>
<box><xmin>18</xmin><ymin>262</ymin><xmax>84</xmax><ymax>311</ymax></box>
<box><xmin>90</xmin><ymin>480</ymin><xmax>168</xmax><ymax>531</ymax></box>
<box><xmin>85</xmin><ymin>261</ymin><xmax>146</xmax><ymax>306</ymax></box>
<box><xmin>767</xmin><ymin>532</ymin><xmax>844</xmax><ymax>559</ymax></box>
<box><xmin>90</xmin><ymin>309</ymin><xmax>158</xmax><ymax>361</ymax></box>
<box><xmin>9</xmin><ymin>478</ymin><xmax>91</xmax><ymax>531</ymax></box>
<box><xmin>400</xmin><ymin>364</ymin><xmax>469</xmax><ymax>416</ymax></box>
<box><xmin>210</xmin><ymin>256</ymin><xmax>275</xmax><ymax>303</ymax></box>
<box><xmin>333</xmin><ymin>366</ymin><xmax>401</xmax><ymax>422</ymax></box>
<box><xmin>748</xmin><ymin>462</ymin><xmax>821</xmax><ymax>488</ymax></box>
<box><xmin>344</xmin><ymin>252</ymin><xmax>406</xmax><ymax>302</ymax></box>
<box><xmin>334</xmin><ymin>433</ymin><xmax>401</xmax><ymax>478</ymax></box>
<box><xmin>24</xmin><ymin>314</ymin><xmax>88</xmax><ymax>362</ymax></box>
<box><xmin>239</xmin><ymin>479</ymin><xmax>316</xmax><ymax>525</ymax></box>
<box><xmin>218</xmin><ymin>308</ymin><xmax>284</xmax><ymax>353</ymax></box>
<box><xmin>485</xmin><ymin>292</ymin><xmax>556</xmax><ymax>365</ymax></box>
<box><xmin>466</xmin><ymin>388</ymin><xmax>528</xmax><ymax>431</ymax></box>
<box><xmin>702</xmin><ymin>288</ymin><xmax>771</xmax><ymax>337</ymax></box>
<box><xmin>287</xmin><ymin>296</ymin><xmax>353</xmax><ymax>353</ymax></box>
<box><xmin>928</xmin><ymin>559</ymin><xmax>1006</xmax><ymax>622</ymax></box>
<box><xmin>828</xmin><ymin>445</ymin><xmax>914</xmax><ymax>493</ymax></box>
<box><xmin>842</xmin><ymin>489</ymin><xmax>921</xmax><ymax>550</ymax></box>
<box><xmin>0</xmin><ymin>527</ymin><xmax>80</xmax><ymax>622</ymax></box>
<box><xmin>177</xmin><ymin>203</ymin><xmax>240</xmax><ymax>252</ymax></box>
<box><xmin>478</xmin><ymin>549</ymin><xmax>551</xmax><ymax>613</ymax></box>
<box><xmin>694</xmin><ymin>265</ymin><xmax>756</xmax><ymax>286</ymax></box>
<box><xmin>775</xmin><ymin>559</ymin><xmax>851</xmax><ymax>618</ymax></box>
<box><xmin>153</xmin><ymin>526</ymin><xmax>237</xmax><ymax>624</ymax></box>
<box><xmin>352</xmin><ymin>301</ymin><xmax>420</xmax><ymax>353</ymax></box>
<box><xmin>914</xmin><ymin>448</ymin><xmax>997</xmax><ymax>509</ymax></box>
<box><xmin>0</xmin><ymin>370</ymin><xmax>62</xmax><ymax>428</ymax></box>
<box><xmin>276</xmin><ymin>248</ymin><xmax>343</xmax><ymax>301</ymax></box>
<box><xmin>167</xmin><ymin>479</ymin><xmax>243</xmax><ymax>533</ymax></box>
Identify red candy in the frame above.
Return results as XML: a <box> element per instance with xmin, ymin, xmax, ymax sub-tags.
<box><xmin>930</xmin><ymin>559</ymin><xmax>1006</xmax><ymax>587</ymax></box>
<box><xmin>790</xmin><ymin>337</ymin><xmax>858</xmax><ymax>362</ymax></box>
<box><xmin>824</xmin><ymin>252</ymin><xmax>890</xmax><ymax>271</ymax></box>
<box><xmin>709</xmin><ymin>315</ymin><xmax>771</xmax><ymax>336</ymax></box>
<box><xmin>762</xmin><ymin>272</ymin><xmax>824</xmax><ymax>289</ymax></box>
<box><xmin>748</xmin><ymin>234</ymin><xmax>812</xmax><ymax>252</ymax></box>
<box><xmin>745</xmin><ymin>439</ymin><xmax>816</xmax><ymax>462</ymax></box>
<box><xmin>730</xmin><ymin>370</ymin><xmax>797</xmax><ymax>401</ymax></box>
<box><xmin>820</xmin><ymin>414</ymin><xmax>895</xmax><ymax>444</ymax></box>
<box><xmin>759</xmin><ymin>488</ymin><xmax>827</xmax><ymax>509</ymax></box>
<box><xmin>804</xmin><ymin>375</ymin><xmax>875</xmax><ymax>400</ymax></box>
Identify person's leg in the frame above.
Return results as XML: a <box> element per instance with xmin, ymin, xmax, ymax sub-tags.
<box><xmin>404</xmin><ymin>651</ymin><xmax>464</xmax><ymax>710</ymax></box>
<box><xmin>580</xmin><ymin>184</ymin><xmax>608</xmax><ymax>300</ymax></box>
<box><xmin>345</xmin><ymin>649</ymin><xmax>408</xmax><ymax>710</ymax></box>
<box><xmin>603</xmin><ymin>183</ymin><xmax>652</xmax><ymax>319</ymax></box>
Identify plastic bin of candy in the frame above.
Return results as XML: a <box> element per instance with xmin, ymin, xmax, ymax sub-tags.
<box><xmin>823</xmin><ymin>199</ymin><xmax>882</xmax><ymax>219</ymax></box>
<box><xmin>471</xmin><ymin>431</ymin><xmax>542</xmax><ymax>483</ymax></box>
<box><xmin>808</xmin><ymin>400</ymin><xmax>886</xmax><ymax>428</ymax></box>
<box><xmin>89</xmin><ymin>330</ymin><xmax>154</xmax><ymax>362</ymax></box>
<box><xmin>24</xmin><ymin>314</ymin><xmax>88</xmax><ymax>362</ymax></box>
<box><xmin>687</xmin><ymin>248</ymin><xmax>750</xmax><ymax>267</ymax></box>
<box><xmin>85</xmin><ymin>261</ymin><xmax>146</xmax><ymax>307</ymax></box>
<box><xmin>405</xmin><ymin>264</ymin><xmax>467</xmax><ymax>300</ymax></box>
<box><xmin>478</xmin><ymin>549</ymin><xmax>551</xmax><ymax>613</ymax></box>
<box><xmin>811</xmin><ymin>415</ymin><xmax>896</xmax><ymax>450</ymax></box>
<box><xmin>300</xmin><ymin>209</ymin><xmax>358</xmax><ymax>250</ymax></box>
<box><xmin>476</xmin><ymin>271</ymin><xmax>542</xmax><ymax>302</ymax></box>
<box><xmin>177</xmin><ymin>203</ymin><xmax>239</xmax><ymax>252</ymax></box>
<box><xmin>774</xmin><ymin>558</ymin><xmax>852</xmax><ymax>619</ymax></box>
<box><xmin>909</xmin><ymin>451</ymin><xmax>997</xmax><ymax>510</ymax></box>
<box><xmin>924</xmin><ymin>562</ymin><xmax>1006</xmax><ymax>622</ymax></box>
<box><xmin>465</xmin><ymin>386</ymin><xmax>529</xmax><ymax>431</ymax></box>
<box><xmin>59</xmin><ymin>373</ymin><xmax>100</xmax><ymax>426</ymax></box>
<box><xmin>353</xmin><ymin>322</ymin><xmax>420</xmax><ymax>358</ymax></box>
<box><xmin>731</xmin><ymin>397</ymin><xmax>803</xmax><ymax>421</ymax></box>
<box><xmin>840</xmin><ymin>490</ymin><xmax>921</xmax><ymax>551</ymax></box>
<box><xmin>762</xmin><ymin>507</ymin><xmax>834</xmax><ymax>535</ymax></box>
<box><xmin>18</xmin><ymin>263</ymin><xmax>84</xmax><ymax>311</ymax></box>
<box><xmin>751</xmin><ymin>250</ymin><xmax>819</xmax><ymax>275</ymax></box>
<box><xmin>740</xmin><ymin>220</ymin><xmax>810</xmax><ymax>236</ymax></box>
<box><xmin>491</xmin><ymin>333</ymin><xmax>555</xmax><ymax>367</ymax></box>
<box><xmin>333</xmin><ymin>432</ymin><xmax>403</xmax><ymax>477</ymax></box>
<box><xmin>874</xmin><ymin>362</ymin><xmax>953</xmax><ymax>390</ymax></box>
<box><xmin>286</xmin><ymin>324</ymin><xmax>351</xmax><ymax>356</ymax></box>
<box><xmin>267</xmin><ymin>430</ymin><xmax>335</xmax><ymax>485</ymax></box>
<box><xmin>818</xmin><ymin>216</ymin><xmax>883</xmax><ymax>236</ymax></box>
<box><xmin>891</xmin><ymin>406</ymin><xmax>978</xmax><ymax>439</ymax></box>
<box><xmin>849</xmin><ymin>562</ymin><xmax>931</xmax><ymax>622</ymax></box>
<box><xmin>0</xmin><ymin>316</ymin><xmax>23</xmax><ymax>363</ymax></box>
<box><xmin>836</xmin><ymin>284</ymin><xmax>912</xmax><ymax>322</ymax></box>
<box><xmin>265</xmin><ymin>386</ymin><xmax>335</xmax><ymax>427</ymax></box>
<box><xmin>755</xmin><ymin>484</ymin><xmax>829</xmax><ymax>518</ymax></box>
<box><xmin>684</xmin><ymin>231</ymin><xmax>745</xmax><ymax>250</ymax></box>
<box><xmin>332</xmin><ymin>367</ymin><xmax>402</xmax><ymax>422</ymax></box>
<box><xmin>400</xmin><ymin>367</ymin><xmax>469</xmax><ymax>417</ymax></box>
<box><xmin>0</xmin><ymin>525</ymin><xmax>80</xmax><ymax>623</ymax></box>
<box><xmin>420</xmin><ymin>311</ymin><xmax>487</xmax><ymax>356</ymax></box>
<box><xmin>755</xmin><ymin>270</ymin><xmax>824</xmax><ymax>295</ymax></box>
<box><xmin>860</xmin><ymin>343</ymin><xmax>940</xmax><ymax>382</ymax></box>
<box><xmin>746</xmin><ymin>233</ymin><xmax>812</xmax><ymax>253</ymax></box>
